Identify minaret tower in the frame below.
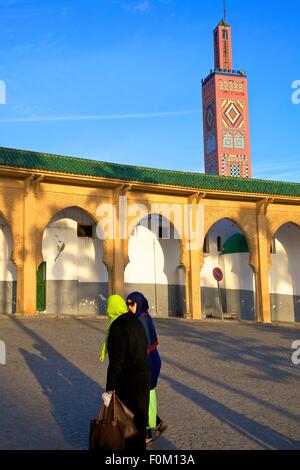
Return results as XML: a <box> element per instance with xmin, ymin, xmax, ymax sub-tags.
<box><xmin>202</xmin><ymin>4</ymin><xmax>251</xmax><ymax>177</ymax></box>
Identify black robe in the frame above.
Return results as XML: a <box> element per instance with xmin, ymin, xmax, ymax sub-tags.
<box><xmin>106</xmin><ymin>312</ymin><xmax>151</xmax><ymax>451</ymax></box>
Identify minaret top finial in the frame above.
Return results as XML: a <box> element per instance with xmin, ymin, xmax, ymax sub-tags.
<box><xmin>223</xmin><ymin>0</ymin><xmax>227</xmax><ymax>22</ymax></box>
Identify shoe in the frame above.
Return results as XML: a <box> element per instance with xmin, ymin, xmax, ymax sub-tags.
<box><xmin>154</xmin><ymin>421</ymin><xmax>168</xmax><ymax>440</ymax></box>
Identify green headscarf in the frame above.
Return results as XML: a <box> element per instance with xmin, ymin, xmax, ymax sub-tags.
<box><xmin>100</xmin><ymin>294</ymin><xmax>128</xmax><ymax>362</ymax></box>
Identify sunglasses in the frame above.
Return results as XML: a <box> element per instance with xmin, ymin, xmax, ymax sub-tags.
<box><xmin>127</xmin><ymin>301</ymin><xmax>135</xmax><ymax>307</ymax></box>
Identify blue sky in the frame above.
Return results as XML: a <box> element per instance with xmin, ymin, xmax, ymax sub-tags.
<box><xmin>0</xmin><ymin>0</ymin><xmax>299</xmax><ymax>181</ymax></box>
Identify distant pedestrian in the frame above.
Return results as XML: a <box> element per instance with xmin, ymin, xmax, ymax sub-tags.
<box><xmin>126</xmin><ymin>292</ymin><xmax>167</xmax><ymax>445</ymax></box>
<box><xmin>100</xmin><ymin>294</ymin><xmax>151</xmax><ymax>451</ymax></box>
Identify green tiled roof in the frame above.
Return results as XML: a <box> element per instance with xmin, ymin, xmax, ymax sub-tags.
<box><xmin>218</xmin><ymin>19</ymin><xmax>230</xmax><ymax>27</ymax></box>
<box><xmin>0</xmin><ymin>146</ymin><xmax>300</xmax><ymax>198</ymax></box>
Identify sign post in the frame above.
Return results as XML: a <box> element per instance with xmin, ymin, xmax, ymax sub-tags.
<box><xmin>213</xmin><ymin>267</ymin><xmax>224</xmax><ymax>320</ymax></box>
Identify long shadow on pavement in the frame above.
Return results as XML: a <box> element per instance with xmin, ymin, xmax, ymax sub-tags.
<box><xmin>161</xmin><ymin>356</ymin><xmax>300</xmax><ymax>425</ymax></box>
<box><xmin>13</xmin><ymin>318</ymin><xmax>104</xmax><ymax>449</ymax></box>
<box><xmin>161</xmin><ymin>372</ymin><xmax>300</xmax><ymax>450</ymax></box>
<box><xmin>156</xmin><ymin>320</ymin><xmax>299</xmax><ymax>382</ymax></box>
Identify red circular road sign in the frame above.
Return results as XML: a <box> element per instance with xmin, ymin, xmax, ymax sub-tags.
<box><xmin>213</xmin><ymin>267</ymin><xmax>223</xmax><ymax>282</ymax></box>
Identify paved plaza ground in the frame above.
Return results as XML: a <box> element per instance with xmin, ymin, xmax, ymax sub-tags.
<box><xmin>0</xmin><ymin>315</ymin><xmax>300</xmax><ymax>450</ymax></box>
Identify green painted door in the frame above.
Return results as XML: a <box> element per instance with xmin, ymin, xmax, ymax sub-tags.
<box><xmin>36</xmin><ymin>262</ymin><xmax>46</xmax><ymax>311</ymax></box>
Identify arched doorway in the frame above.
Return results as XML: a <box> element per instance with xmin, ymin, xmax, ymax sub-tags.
<box><xmin>124</xmin><ymin>214</ymin><xmax>185</xmax><ymax>317</ymax></box>
<box><xmin>269</xmin><ymin>223</ymin><xmax>300</xmax><ymax>323</ymax></box>
<box><xmin>0</xmin><ymin>215</ymin><xmax>16</xmax><ymax>314</ymax></box>
<box><xmin>40</xmin><ymin>206</ymin><xmax>108</xmax><ymax>315</ymax></box>
<box><xmin>201</xmin><ymin>218</ymin><xmax>255</xmax><ymax>320</ymax></box>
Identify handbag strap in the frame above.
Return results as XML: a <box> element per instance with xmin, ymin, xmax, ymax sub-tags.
<box><xmin>112</xmin><ymin>390</ymin><xmax>117</xmax><ymax>422</ymax></box>
<box><xmin>96</xmin><ymin>391</ymin><xmax>117</xmax><ymax>422</ymax></box>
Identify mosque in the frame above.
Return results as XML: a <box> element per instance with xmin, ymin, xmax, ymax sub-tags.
<box><xmin>0</xmin><ymin>16</ymin><xmax>300</xmax><ymax>323</ymax></box>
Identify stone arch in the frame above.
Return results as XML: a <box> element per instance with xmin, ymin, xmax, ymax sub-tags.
<box><xmin>201</xmin><ymin>217</ymin><xmax>256</xmax><ymax>320</ymax></box>
<box><xmin>36</xmin><ymin>204</ymin><xmax>109</xmax><ymax>267</ymax></box>
<box><xmin>204</xmin><ymin>215</ymin><xmax>257</xmax><ymax>270</ymax></box>
<box><xmin>125</xmin><ymin>212</ymin><xmax>185</xmax><ymax>317</ymax></box>
<box><xmin>269</xmin><ymin>222</ymin><xmax>300</xmax><ymax>323</ymax></box>
<box><xmin>40</xmin><ymin>205</ymin><xmax>109</xmax><ymax>315</ymax></box>
<box><xmin>39</xmin><ymin>204</ymin><xmax>100</xmax><ymax>239</ymax></box>
<box><xmin>267</xmin><ymin>216</ymin><xmax>300</xmax><ymax>248</ymax></box>
<box><xmin>126</xmin><ymin>202</ymin><xmax>185</xmax><ymax>244</ymax></box>
<box><xmin>126</xmin><ymin>201</ymin><xmax>186</xmax><ymax>265</ymax></box>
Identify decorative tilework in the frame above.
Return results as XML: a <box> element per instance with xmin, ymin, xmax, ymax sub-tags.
<box><xmin>222</xmin><ymin>99</ymin><xmax>244</xmax><ymax>128</ymax></box>
<box><xmin>219</xmin><ymin>80</ymin><xmax>244</xmax><ymax>93</ymax></box>
<box><xmin>223</xmin><ymin>132</ymin><xmax>233</xmax><ymax>148</ymax></box>
<box><xmin>207</xmin><ymin>133</ymin><xmax>217</xmax><ymax>154</ymax></box>
<box><xmin>206</xmin><ymin>155</ymin><xmax>219</xmax><ymax>175</ymax></box>
<box><xmin>234</xmin><ymin>133</ymin><xmax>245</xmax><ymax>149</ymax></box>
<box><xmin>229</xmin><ymin>164</ymin><xmax>241</xmax><ymax>177</ymax></box>
<box><xmin>221</xmin><ymin>130</ymin><xmax>245</xmax><ymax>150</ymax></box>
<box><xmin>202</xmin><ymin>20</ymin><xmax>251</xmax><ymax>179</ymax></box>
<box><xmin>221</xmin><ymin>154</ymin><xmax>249</xmax><ymax>178</ymax></box>
<box><xmin>205</xmin><ymin>104</ymin><xmax>215</xmax><ymax>131</ymax></box>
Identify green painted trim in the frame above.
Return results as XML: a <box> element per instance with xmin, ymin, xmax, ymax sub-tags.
<box><xmin>36</xmin><ymin>262</ymin><xmax>46</xmax><ymax>311</ymax></box>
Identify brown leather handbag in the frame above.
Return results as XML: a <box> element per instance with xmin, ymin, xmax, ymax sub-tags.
<box><xmin>115</xmin><ymin>395</ymin><xmax>138</xmax><ymax>440</ymax></box>
<box><xmin>89</xmin><ymin>391</ymin><xmax>137</xmax><ymax>451</ymax></box>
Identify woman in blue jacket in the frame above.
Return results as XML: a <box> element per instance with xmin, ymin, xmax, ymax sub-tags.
<box><xmin>126</xmin><ymin>291</ymin><xmax>167</xmax><ymax>444</ymax></box>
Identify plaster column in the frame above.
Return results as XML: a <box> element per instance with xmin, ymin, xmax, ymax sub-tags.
<box><xmin>188</xmin><ymin>249</ymin><xmax>203</xmax><ymax>319</ymax></box>
<box><xmin>183</xmin><ymin>193</ymin><xmax>205</xmax><ymax>320</ymax></box>
<box><xmin>111</xmin><ymin>185</ymin><xmax>131</xmax><ymax>297</ymax></box>
<box><xmin>255</xmin><ymin>200</ymin><xmax>272</xmax><ymax>323</ymax></box>
<box><xmin>16</xmin><ymin>185</ymin><xmax>38</xmax><ymax>315</ymax></box>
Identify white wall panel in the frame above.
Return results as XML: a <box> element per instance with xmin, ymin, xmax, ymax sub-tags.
<box><xmin>125</xmin><ymin>225</ymin><xmax>181</xmax><ymax>285</ymax></box>
<box><xmin>43</xmin><ymin>215</ymin><xmax>108</xmax><ymax>283</ymax></box>
<box><xmin>201</xmin><ymin>254</ymin><xmax>223</xmax><ymax>289</ymax></box>
<box><xmin>223</xmin><ymin>253</ymin><xmax>254</xmax><ymax>291</ymax></box>
<box><xmin>42</xmin><ymin>226</ymin><xmax>78</xmax><ymax>280</ymax></box>
<box><xmin>125</xmin><ymin>226</ymin><xmax>166</xmax><ymax>284</ymax></box>
<box><xmin>270</xmin><ymin>224</ymin><xmax>300</xmax><ymax>296</ymax></box>
<box><xmin>0</xmin><ymin>225</ymin><xmax>16</xmax><ymax>281</ymax></box>
<box><xmin>78</xmin><ymin>237</ymin><xmax>108</xmax><ymax>283</ymax></box>
<box><xmin>201</xmin><ymin>219</ymin><xmax>253</xmax><ymax>292</ymax></box>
